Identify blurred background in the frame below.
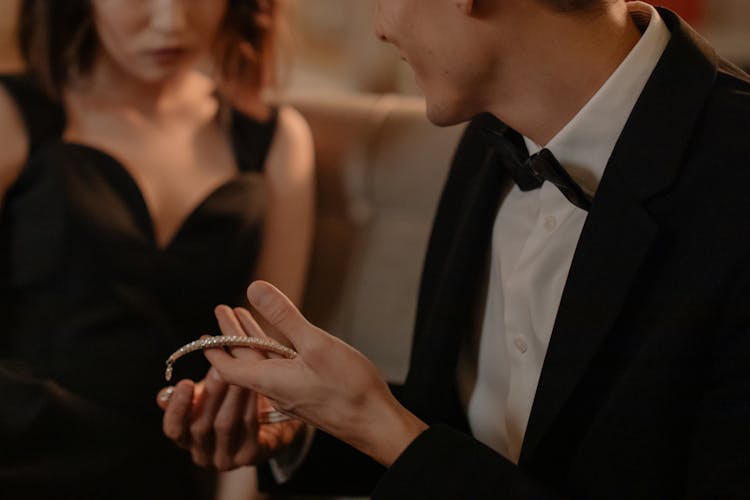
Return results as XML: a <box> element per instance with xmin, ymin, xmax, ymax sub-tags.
<box><xmin>3</xmin><ymin>1</ymin><xmax>750</xmax><ymax>91</ymax></box>
<box><xmin>2</xmin><ymin>2</ymin><xmax>748</xmax><ymax>499</ymax></box>
<box><xmin>286</xmin><ymin>0</ymin><xmax>750</xmax><ymax>94</ymax></box>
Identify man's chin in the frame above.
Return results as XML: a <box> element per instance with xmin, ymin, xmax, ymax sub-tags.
<box><xmin>425</xmin><ymin>100</ymin><xmax>475</xmax><ymax>127</ymax></box>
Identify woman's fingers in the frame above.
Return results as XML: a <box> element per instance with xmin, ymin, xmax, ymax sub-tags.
<box><xmin>162</xmin><ymin>379</ymin><xmax>195</xmax><ymax>449</ymax></box>
<box><xmin>156</xmin><ymin>385</ymin><xmax>174</xmax><ymax>410</ymax></box>
<box><xmin>212</xmin><ymin>384</ymin><xmax>248</xmax><ymax>470</ymax></box>
<box><xmin>233</xmin><ymin>392</ymin><xmax>261</xmax><ymax>465</ymax></box>
<box><xmin>188</xmin><ymin>369</ymin><xmax>227</xmax><ymax>466</ymax></box>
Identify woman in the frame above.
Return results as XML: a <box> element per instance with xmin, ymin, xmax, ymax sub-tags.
<box><xmin>0</xmin><ymin>0</ymin><xmax>314</xmax><ymax>498</ymax></box>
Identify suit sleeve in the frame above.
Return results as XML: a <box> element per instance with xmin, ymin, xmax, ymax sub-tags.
<box><xmin>685</xmin><ymin>260</ymin><xmax>750</xmax><ymax>498</ymax></box>
<box><xmin>373</xmin><ymin>261</ymin><xmax>750</xmax><ymax>500</ymax></box>
<box><xmin>369</xmin><ymin>255</ymin><xmax>750</xmax><ymax>500</ymax></box>
<box><xmin>372</xmin><ymin>425</ymin><xmax>559</xmax><ymax>499</ymax></box>
<box><xmin>257</xmin><ymin>427</ymin><xmax>385</xmax><ymax>496</ymax></box>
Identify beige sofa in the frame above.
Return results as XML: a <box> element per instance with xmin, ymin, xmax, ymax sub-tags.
<box><xmin>283</xmin><ymin>91</ymin><xmax>464</xmax><ymax>383</ymax></box>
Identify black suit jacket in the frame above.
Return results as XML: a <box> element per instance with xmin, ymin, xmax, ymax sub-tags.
<box><xmin>265</xmin><ymin>10</ymin><xmax>750</xmax><ymax>498</ymax></box>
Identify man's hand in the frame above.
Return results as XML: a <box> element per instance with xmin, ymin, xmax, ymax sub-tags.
<box><xmin>203</xmin><ymin>281</ymin><xmax>428</xmax><ymax>467</ymax></box>
<box><xmin>157</xmin><ymin>305</ymin><xmax>304</xmax><ymax>471</ymax></box>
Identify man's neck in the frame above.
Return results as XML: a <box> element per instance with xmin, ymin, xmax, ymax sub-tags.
<box><xmin>488</xmin><ymin>2</ymin><xmax>643</xmax><ymax>146</ymax></box>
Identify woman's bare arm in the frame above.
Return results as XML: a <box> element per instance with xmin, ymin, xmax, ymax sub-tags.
<box><xmin>0</xmin><ymin>84</ymin><xmax>29</xmax><ymax>208</ymax></box>
<box><xmin>252</xmin><ymin>105</ymin><xmax>316</xmax><ymax>306</ymax></box>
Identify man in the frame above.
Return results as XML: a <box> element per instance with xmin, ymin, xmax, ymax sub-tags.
<box><xmin>162</xmin><ymin>0</ymin><xmax>750</xmax><ymax>497</ymax></box>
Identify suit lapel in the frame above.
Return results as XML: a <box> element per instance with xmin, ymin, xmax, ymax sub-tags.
<box><xmin>520</xmin><ymin>9</ymin><xmax>719</xmax><ymax>462</ymax></box>
<box><xmin>406</xmin><ymin>114</ymin><xmax>512</xmax><ymax>422</ymax></box>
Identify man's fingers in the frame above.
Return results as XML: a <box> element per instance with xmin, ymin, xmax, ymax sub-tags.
<box><xmin>234</xmin><ymin>307</ymin><xmax>268</xmax><ymax>339</ymax></box>
<box><xmin>246</xmin><ymin>281</ymin><xmax>316</xmax><ymax>350</ymax></box>
<box><xmin>204</xmin><ymin>346</ymin><xmax>259</xmax><ymax>388</ymax></box>
<box><xmin>215</xmin><ymin>305</ymin><xmax>246</xmax><ymax>337</ymax></box>
<box><xmin>204</xmin><ymin>345</ymin><xmax>290</xmax><ymax>400</ymax></box>
<box><xmin>162</xmin><ymin>379</ymin><xmax>194</xmax><ymax>448</ymax></box>
<box><xmin>215</xmin><ymin>305</ymin><xmax>265</xmax><ymax>361</ymax></box>
<box><xmin>234</xmin><ymin>306</ymin><xmax>289</xmax><ymax>360</ymax></box>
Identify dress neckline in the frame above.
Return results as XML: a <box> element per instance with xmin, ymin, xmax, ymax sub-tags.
<box><xmin>56</xmin><ymin>141</ymin><xmax>259</xmax><ymax>252</ymax></box>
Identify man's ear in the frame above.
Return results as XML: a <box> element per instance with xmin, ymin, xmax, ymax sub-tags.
<box><xmin>455</xmin><ymin>0</ymin><xmax>475</xmax><ymax>15</ymax></box>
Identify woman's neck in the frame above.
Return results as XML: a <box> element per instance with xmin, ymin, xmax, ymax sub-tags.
<box><xmin>68</xmin><ymin>52</ymin><xmax>216</xmax><ymax>120</ymax></box>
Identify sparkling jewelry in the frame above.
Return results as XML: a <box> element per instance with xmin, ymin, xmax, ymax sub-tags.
<box><xmin>165</xmin><ymin>335</ymin><xmax>298</xmax><ymax>382</ymax></box>
<box><xmin>159</xmin><ymin>386</ymin><xmax>175</xmax><ymax>403</ymax></box>
<box><xmin>258</xmin><ymin>409</ymin><xmax>292</xmax><ymax>425</ymax></box>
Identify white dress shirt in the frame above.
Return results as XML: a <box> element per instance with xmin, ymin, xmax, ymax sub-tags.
<box><xmin>456</xmin><ymin>2</ymin><xmax>671</xmax><ymax>464</ymax></box>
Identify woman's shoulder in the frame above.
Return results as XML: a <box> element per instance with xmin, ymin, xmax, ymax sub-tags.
<box><xmin>274</xmin><ymin>105</ymin><xmax>312</xmax><ymax>143</ymax></box>
<box><xmin>270</xmin><ymin>105</ymin><xmax>314</xmax><ymax>164</ymax></box>
<box><xmin>261</xmin><ymin>105</ymin><xmax>314</xmax><ymax>186</ymax></box>
<box><xmin>229</xmin><ymin>101</ymin><xmax>312</xmax><ymax>176</ymax></box>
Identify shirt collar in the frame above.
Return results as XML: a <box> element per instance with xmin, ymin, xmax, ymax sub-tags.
<box><xmin>523</xmin><ymin>1</ymin><xmax>671</xmax><ymax>197</ymax></box>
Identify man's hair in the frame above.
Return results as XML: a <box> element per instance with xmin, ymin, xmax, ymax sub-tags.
<box><xmin>18</xmin><ymin>0</ymin><xmax>280</xmax><ymax>99</ymax></box>
<box><xmin>541</xmin><ymin>0</ymin><xmax>611</xmax><ymax>12</ymax></box>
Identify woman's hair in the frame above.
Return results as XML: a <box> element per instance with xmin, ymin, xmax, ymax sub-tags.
<box><xmin>18</xmin><ymin>0</ymin><xmax>279</xmax><ymax>98</ymax></box>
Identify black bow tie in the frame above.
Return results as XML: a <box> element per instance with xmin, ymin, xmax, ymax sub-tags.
<box><xmin>485</xmin><ymin>125</ymin><xmax>592</xmax><ymax>212</ymax></box>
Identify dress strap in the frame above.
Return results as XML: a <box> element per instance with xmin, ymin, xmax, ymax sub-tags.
<box><xmin>230</xmin><ymin>106</ymin><xmax>279</xmax><ymax>173</ymax></box>
<box><xmin>0</xmin><ymin>74</ymin><xmax>66</xmax><ymax>154</ymax></box>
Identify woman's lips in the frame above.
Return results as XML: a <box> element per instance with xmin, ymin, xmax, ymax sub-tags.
<box><xmin>147</xmin><ymin>47</ymin><xmax>190</xmax><ymax>64</ymax></box>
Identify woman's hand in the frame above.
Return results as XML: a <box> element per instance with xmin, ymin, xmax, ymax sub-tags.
<box><xmin>157</xmin><ymin>305</ymin><xmax>304</xmax><ymax>471</ymax></box>
<box><xmin>203</xmin><ymin>281</ymin><xmax>428</xmax><ymax>467</ymax></box>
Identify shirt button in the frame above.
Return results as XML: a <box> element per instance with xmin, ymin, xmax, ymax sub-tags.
<box><xmin>543</xmin><ymin>215</ymin><xmax>558</xmax><ymax>232</ymax></box>
<box><xmin>513</xmin><ymin>337</ymin><xmax>529</xmax><ymax>354</ymax></box>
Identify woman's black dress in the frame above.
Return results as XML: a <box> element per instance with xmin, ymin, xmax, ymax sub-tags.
<box><xmin>0</xmin><ymin>75</ymin><xmax>276</xmax><ymax>500</ymax></box>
